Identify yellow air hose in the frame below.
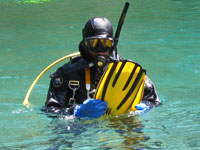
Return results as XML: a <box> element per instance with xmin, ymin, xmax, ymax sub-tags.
<box><xmin>23</xmin><ymin>52</ymin><xmax>80</xmax><ymax>107</ymax></box>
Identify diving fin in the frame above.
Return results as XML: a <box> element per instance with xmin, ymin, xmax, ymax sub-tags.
<box><xmin>95</xmin><ymin>60</ymin><xmax>146</xmax><ymax>116</ymax></box>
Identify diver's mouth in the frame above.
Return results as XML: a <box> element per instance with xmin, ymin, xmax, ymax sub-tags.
<box><xmin>94</xmin><ymin>52</ymin><xmax>107</xmax><ymax>56</ymax></box>
<box><xmin>89</xmin><ymin>50</ymin><xmax>109</xmax><ymax>56</ymax></box>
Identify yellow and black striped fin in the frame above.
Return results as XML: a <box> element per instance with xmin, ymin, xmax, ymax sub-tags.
<box><xmin>95</xmin><ymin>60</ymin><xmax>146</xmax><ymax>116</ymax></box>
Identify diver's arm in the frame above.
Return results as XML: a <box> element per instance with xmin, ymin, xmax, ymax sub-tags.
<box><xmin>42</xmin><ymin>59</ymin><xmax>83</xmax><ymax>115</ymax></box>
<box><xmin>142</xmin><ymin>76</ymin><xmax>161</xmax><ymax>108</ymax></box>
<box><xmin>42</xmin><ymin>76</ymin><xmax>76</xmax><ymax>115</ymax></box>
<box><xmin>131</xmin><ymin>76</ymin><xmax>161</xmax><ymax>115</ymax></box>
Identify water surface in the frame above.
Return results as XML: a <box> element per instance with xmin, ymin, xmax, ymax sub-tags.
<box><xmin>0</xmin><ymin>0</ymin><xmax>199</xmax><ymax>149</ymax></box>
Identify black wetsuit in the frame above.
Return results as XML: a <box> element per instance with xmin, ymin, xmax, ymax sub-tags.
<box><xmin>42</xmin><ymin>56</ymin><xmax>161</xmax><ymax>115</ymax></box>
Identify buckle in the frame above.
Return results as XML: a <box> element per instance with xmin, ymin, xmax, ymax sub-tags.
<box><xmin>68</xmin><ymin>80</ymin><xmax>80</xmax><ymax>90</ymax></box>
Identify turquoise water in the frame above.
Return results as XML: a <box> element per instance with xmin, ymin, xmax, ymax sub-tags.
<box><xmin>0</xmin><ymin>0</ymin><xmax>200</xmax><ymax>149</ymax></box>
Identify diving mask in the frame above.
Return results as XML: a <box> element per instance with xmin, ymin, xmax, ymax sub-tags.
<box><xmin>84</xmin><ymin>38</ymin><xmax>114</xmax><ymax>53</ymax></box>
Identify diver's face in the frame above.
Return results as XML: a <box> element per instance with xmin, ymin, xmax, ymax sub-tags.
<box><xmin>84</xmin><ymin>38</ymin><xmax>112</xmax><ymax>68</ymax></box>
<box><xmin>84</xmin><ymin>38</ymin><xmax>113</xmax><ymax>58</ymax></box>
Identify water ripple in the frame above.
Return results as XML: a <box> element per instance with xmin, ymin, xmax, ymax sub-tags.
<box><xmin>0</xmin><ymin>76</ymin><xmax>27</xmax><ymax>80</ymax></box>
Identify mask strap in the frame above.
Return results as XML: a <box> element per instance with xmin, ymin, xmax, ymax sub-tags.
<box><xmin>85</xmin><ymin>67</ymin><xmax>91</xmax><ymax>99</ymax></box>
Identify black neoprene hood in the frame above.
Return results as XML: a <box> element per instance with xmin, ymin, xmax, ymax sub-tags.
<box><xmin>79</xmin><ymin>16</ymin><xmax>114</xmax><ymax>63</ymax></box>
<box><xmin>82</xmin><ymin>17</ymin><xmax>113</xmax><ymax>39</ymax></box>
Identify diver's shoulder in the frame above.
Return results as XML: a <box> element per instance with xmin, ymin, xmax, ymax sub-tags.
<box><xmin>49</xmin><ymin>56</ymin><xmax>85</xmax><ymax>77</ymax></box>
<box><xmin>60</xmin><ymin>56</ymin><xmax>85</xmax><ymax>70</ymax></box>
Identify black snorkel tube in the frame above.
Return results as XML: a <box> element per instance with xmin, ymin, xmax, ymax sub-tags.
<box><xmin>113</xmin><ymin>2</ymin><xmax>130</xmax><ymax>58</ymax></box>
<box><xmin>94</xmin><ymin>2</ymin><xmax>130</xmax><ymax>67</ymax></box>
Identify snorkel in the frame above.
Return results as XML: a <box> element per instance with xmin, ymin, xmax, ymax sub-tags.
<box><xmin>113</xmin><ymin>2</ymin><xmax>130</xmax><ymax>58</ymax></box>
<box><xmin>98</xmin><ymin>2</ymin><xmax>130</xmax><ymax>67</ymax></box>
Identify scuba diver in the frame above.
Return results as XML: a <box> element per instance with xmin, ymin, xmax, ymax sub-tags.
<box><xmin>42</xmin><ymin>17</ymin><xmax>161</xmax><ymax>119</ymax></box>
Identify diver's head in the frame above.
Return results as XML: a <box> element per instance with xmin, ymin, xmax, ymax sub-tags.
<box><xmin>79</xmin><ymin>16</ymin><xmax>114</xmax><ymax>68</ymax></box>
